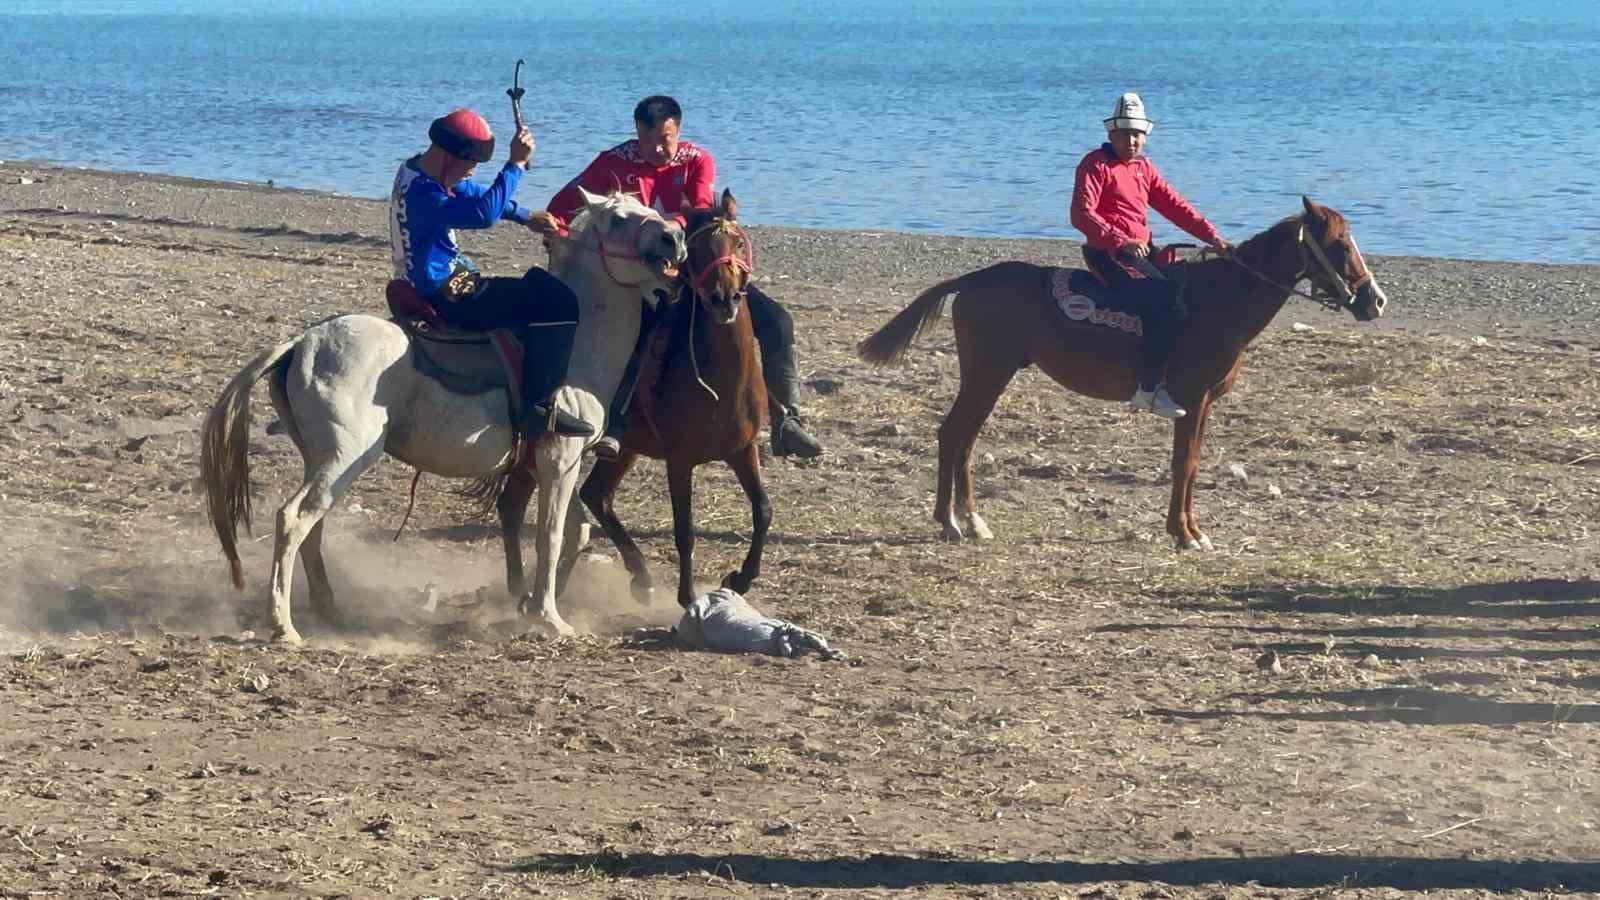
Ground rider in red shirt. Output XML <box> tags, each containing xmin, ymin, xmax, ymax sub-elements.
<box><xmin>531</xmin><ymin>96</ymin><xmax>825</xmax><ymax>460</ymax></box>
<box><xmin>1071</xmin><ymin>92</ymin><xmax>1231</xmax><ymax>419</ymax></box>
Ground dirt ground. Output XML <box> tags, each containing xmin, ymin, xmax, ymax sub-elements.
<box><xmin>1</xmin><ymin>164</ymin><xmax>1598</xmax><ymax>898</ymax></box>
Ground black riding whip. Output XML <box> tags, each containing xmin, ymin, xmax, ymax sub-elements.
<box><xmin>507</xmin><ymin>58</ymin><xmax>526</xmax><ymax>132</ymax></box>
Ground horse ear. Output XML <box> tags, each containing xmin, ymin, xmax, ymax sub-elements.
<box><xmin>720</xmin><ymin>188</ymin><xmax>738</xmax><ymax>220</ymax></box>
<box><xmin>1301</xmin><ymin>195</ymin><xmax>1321</xmax><ymax>221</ymax></box>
<box><xmin>577</xmin><ymin>185</ymin><xmax>605</xmax><ymax>208</ymax></box>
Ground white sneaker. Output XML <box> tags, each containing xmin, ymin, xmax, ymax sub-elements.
<box><xmin>1129</xmin><ymin>385</ymin><xmax>1186</xmax><ymax>419</ymax></box>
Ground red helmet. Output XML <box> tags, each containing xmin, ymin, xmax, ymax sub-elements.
<box><xmin>429</xmin><ymin>109</ymin><xmax>495</xmax><ymax>162</ymax></box>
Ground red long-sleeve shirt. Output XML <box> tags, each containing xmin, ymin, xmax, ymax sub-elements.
<box><xmin>545</xmin><ymin>139</ymin><xmax>715</xmax><ymax>230</ymax></box>
<box><xmin>1070</xmin><ymin>144</ymin><xmax>1220</xmax><ymax>253</ymax></box>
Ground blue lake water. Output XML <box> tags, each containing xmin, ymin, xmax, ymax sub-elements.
<box><xmin>2</xmin><ymin>0</ymin><xmax>1597</xmax><ymax>262</ymax></box>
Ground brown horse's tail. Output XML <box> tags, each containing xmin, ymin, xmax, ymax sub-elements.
<box><xmin>201</xmin><ymin>338</ymin><xmax>297</xmax><ymax>590</ymax></box>
<box><xmin>858</xmin><ymin>272</ymin><xmax>978</xmax><ymax>366</ymax></box>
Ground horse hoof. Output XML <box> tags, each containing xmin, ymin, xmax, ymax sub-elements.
<box><xmin>1196</xmin><ymin>534</ymin><xmax>1215</xmax><ymax>552</ymax></box>
<box><xmin>720</xmin><ymin>572</ymin><xmax>753</xmax><ymax>594</ymax></box>
<box><xmin>271</xmin><ymin>627</ymin><xmax>305</xmax><ymax>646</ymax></box>
<box><xmin>630</xmin><ymin>581</ymin><xmax>655</xmax><ymax>606</ymax></box>
<box><xmin>540</xmin><ymin>613</ymin><xmax>576</xmax><ymax>638</ymax></box>
<box><xmin>938</xmin><ymin>524</ymin><xmax>964</xmax><ymax>543</ymax></box>
<box><xmin>965</xmin><ymin>513</ymin><xmax>994</xmax><ymax>541</ymax></box>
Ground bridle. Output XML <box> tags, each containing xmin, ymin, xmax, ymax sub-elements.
<box><xmin>1223</xmin><ymin>217</ymin><xmax>1373</xmax><ymax>313</ymax></box>
<box><xmin>550</xmin><ymin>211</ymin><xmax>677</xmax><ymax>289</ymax></box>
<box><xmin>673</xmin><ymin>215</ymin><xmax>756</xmax><ymax>406</ymax></box>
<box><xmin>684</xmin><ymin>217</ymin><xmax>753</xmax><ymax>301</ymax></box>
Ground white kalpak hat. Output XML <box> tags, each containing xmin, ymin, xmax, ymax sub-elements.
<box><xmin>1103</xmin><ymin>92</ymin><xmax>1154</xmax><ymax>134</ymax></box>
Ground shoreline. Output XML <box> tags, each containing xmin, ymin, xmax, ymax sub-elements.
<box><xmin>4</xmin><ymin>158</ymin><xmax>1593</xmax><ymax>272</ymax></box>
<box><xmin>5</xmin><ymin>159</ymin><xmax>1600</xmax><ymax>347</ymax></box>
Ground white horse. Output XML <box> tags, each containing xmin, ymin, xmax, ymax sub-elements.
<box><xmin>202</xmin><ymin>189</ymin><xmax>685</xmax><ymax>643</ymax></box>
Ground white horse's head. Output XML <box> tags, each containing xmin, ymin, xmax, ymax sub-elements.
<box><xmin>556</xmin><ymin>187</ymin><xmax>686</xmax><ymax>296</ymax></box>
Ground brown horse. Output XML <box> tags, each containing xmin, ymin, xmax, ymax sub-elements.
<box><xmin>859</xmin><ymin>197</ymin><xmax>1389</xmax><ymax>550</ymax></box>
<box><xmin>576</xmin><ymin>189</ymin><xmax>771</xmax><ymax>606</ymax></box>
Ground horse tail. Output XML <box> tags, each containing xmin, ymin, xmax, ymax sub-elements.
<box><xmin>201</xmin><ymin>337</ymin><xmax>297</xmax><ymax>590</ymax></box>
<box><xmin>857</xmin><ymin>272</ymin><xmax>975</xmax><ymax>366</ymax></box>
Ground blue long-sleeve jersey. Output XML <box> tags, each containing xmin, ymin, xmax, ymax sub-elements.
<box><xmin>388</xmin><ymin>157</ymin><xmax>532</xmax><ymax>297</ymax></box>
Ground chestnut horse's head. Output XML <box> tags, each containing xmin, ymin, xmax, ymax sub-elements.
<box><xmin>1299</xmin><ymin>197</ymin><xmax>1388</xmax><ymax>321</ymax></box>
<box><xmin>681</xmin><ymin>189</ymin><xmax>753</xmax><ymax>325</ymax></box>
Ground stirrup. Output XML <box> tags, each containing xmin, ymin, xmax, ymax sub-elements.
<box><xmin>591</xmin><ymin>436</ymin><xmax>622</xmax><ymax>461</ymax></box>
<box><xmin>520</xmin><ymin>404</ymin><xmax>593</xmax><ymax>437</ymax></box>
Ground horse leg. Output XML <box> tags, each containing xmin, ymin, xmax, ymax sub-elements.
<box><xmin>952</xmin><ymin>365</ymin><xmax>1017</xmax><ymax>542</ymax></box>
<box><xmin>578</xmin><ymin>450</ymin><xmax>656</xmax><ymax>604</ymax></box>
<box><xmin>1184</xmin><ymin>395</ymin><xmax>1217</xmax><ymax>551</ymax></box>
<box><xmin>297</xmin><ymin>519</ymin><xmax>345</xmax><ymax>630</ymax></box>
<box><xmin>524</xmin><ymin>439</ymin><xmax>582</xmax><ymax>637</ymax></box>
<box><xmin>936</xmin><ymin>365</ymin><xmax>1015</xmax><ymax>542</ymax></box>
<box><xmin>554</xmin><ymin>479</ymin><xmax>588</xmax><ymax>600</ymax></box>
<box><xmin>720</xmin><ymin>442</ymin><xmax>771</xmax><ymax>594</ymax></box>
<box><xmin>268</xmin><ymin>443</ymin><xmax>383</xmax><ymax>644</ymax></box>
<box><xmin>666</xmin><ymin>459</ymin><xmax>699</xmax><ymax>608</ymax></box>
<box><xmin>1166</xmin><ymin>395</ymin><xmax>1211</xmax><ymax>550</ymax></box>
<box><xmin>496</xmin><ymin>467</ymin><xmax>536</xmax><ymax>597</ymax></box>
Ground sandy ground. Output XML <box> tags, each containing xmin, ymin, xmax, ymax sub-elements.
<box><xmin>1</xmin><ymin>162</ymin><xmax>1598</xmax><ymax>898</ymax></box>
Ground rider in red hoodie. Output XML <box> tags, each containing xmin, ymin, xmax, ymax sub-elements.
<box><xmin>1071</xmin><ymin>92</ymin><xmax>1231</xmax><ymax>419</ymax></box>
<box><xmin>531</xmin><ymin>96</ymin><xmax>825</xmax><ymax>460</ymax></box>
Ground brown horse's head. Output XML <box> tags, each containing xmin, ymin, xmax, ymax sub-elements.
<box><xmin>681</xmin><ymin>189</ymin><xmax>753</xmax><ymax>325</ymax></box>
<box><xmin>1300</xmin><ymin>197</ymin><xmax>1388</xmax><ymax>321</ymax></box>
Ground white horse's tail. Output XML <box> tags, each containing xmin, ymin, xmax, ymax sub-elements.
<box><xmin>202</xmin><ymin>337</ymin><xmax>297</xmax><ymax>590</ymax></box>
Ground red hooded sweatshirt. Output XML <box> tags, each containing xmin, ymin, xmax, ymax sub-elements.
<box><xmin>1070</xmin><ymin>143</ymin><xmax>1220</xmax><ymax>253</ymax></box>
<box><xmin>545</xmin><ymin>139</ymin><xmax>715</xmax><ymax>230</ymax></box>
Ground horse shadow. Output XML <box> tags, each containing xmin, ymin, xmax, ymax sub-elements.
<box><xmin>1152</xmin><ymin>686</ymin><xmax>1600</xmax><ymax>726</ymax></box>
<box><xmin>498</xmin><ymin>850</ymin><xmax>1599</xmax><ymax>892</ymax></box>
<box><xmin>1156</xmin><ymin>578</ymin><xmax>1600</xmax><ymax>619</ymax></box>
<box><xmin>1095</xmin><ymin>621</ymin><xmax>1600</xmax><ymax>664</ymax></box>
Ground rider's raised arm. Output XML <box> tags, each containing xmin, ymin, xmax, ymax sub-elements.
<box><xmin>415</xmin><ymin>162</ymin><xmax>528</xmax><ymax>231</ymax></box>
<box><xmin>1146</xmin><ymin>164</ymin><xmax>1221</xmax><ymax>247</ymax></box>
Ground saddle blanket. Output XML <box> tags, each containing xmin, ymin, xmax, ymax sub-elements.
<box><xmin>1048</xmin><ymin>267</ymin><xmax>1144</xmax><ymax>337</ymax></box>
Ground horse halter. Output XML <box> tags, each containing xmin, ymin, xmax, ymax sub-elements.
<box><xmin>684</xmin><ymin>218</ymin><xmax>754</xmax><ymax>301</ymax></box>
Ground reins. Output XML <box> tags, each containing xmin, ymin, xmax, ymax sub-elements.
<box><xmin>1219</xmin><ymin>219</ymin><xmax>1371</xmax><ymax>313</ymax></box>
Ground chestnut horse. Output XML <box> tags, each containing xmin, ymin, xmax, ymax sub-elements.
<box><xmin>574</xmin><ymin>189</ymin><xmax>771</xmax><ymax>607</ymax></box>
<box><xmin>859</xmin><ymin>197</ymin><xmax>1388</xmax><ymax>549</ymax></box>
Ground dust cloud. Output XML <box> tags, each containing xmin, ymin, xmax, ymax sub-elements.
<box><xmin>0</xmin><ymin>509</ymin><xmax>682</xmax><ymax>654</ymax></box>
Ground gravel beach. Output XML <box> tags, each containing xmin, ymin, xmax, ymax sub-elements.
<box><xmin>2</xmin><ymin>161</ymin><xmax>1598</xmax><ymax>898</ymax></box>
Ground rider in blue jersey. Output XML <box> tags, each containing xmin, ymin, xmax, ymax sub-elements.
<box><xmin>389</xmin><ymin>108</ymin><xmax>591</xmax><ymax>438</ymax></box>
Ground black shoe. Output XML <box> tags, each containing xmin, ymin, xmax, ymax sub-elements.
<box><xmin>519</xmin><ymin>403</ymin><xmax>593</xmax><ymax>438</ymax></box>
<box><xmin>771</xmin><ymin>409</ymin><xmax>825</xmax><ymax>458</ymax></box>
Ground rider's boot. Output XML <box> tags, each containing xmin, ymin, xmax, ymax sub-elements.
<box><xmin>517</xmin><ymin>329</ymin><xmax>591</xmax><ymax>438</ymax></box>
<box><xmin>518</xmin><ymin>398</ymin><xmax>593</xmax><ymax>437</ymax></box>
<box><xmin>763</xmin><ymin>342</ymin><xmax>824</xmax><ymax>458</ymax></box>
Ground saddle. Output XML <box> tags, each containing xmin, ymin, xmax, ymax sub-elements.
<box><xmin>385</xmin><ymin>279</ymin><xmax>527</xmax><ymax>415</ymax></box>
<box><xmin>1049</xmin><ymin>243</ymin><xmax>1202</xmax><ymax>337</ymax></box>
